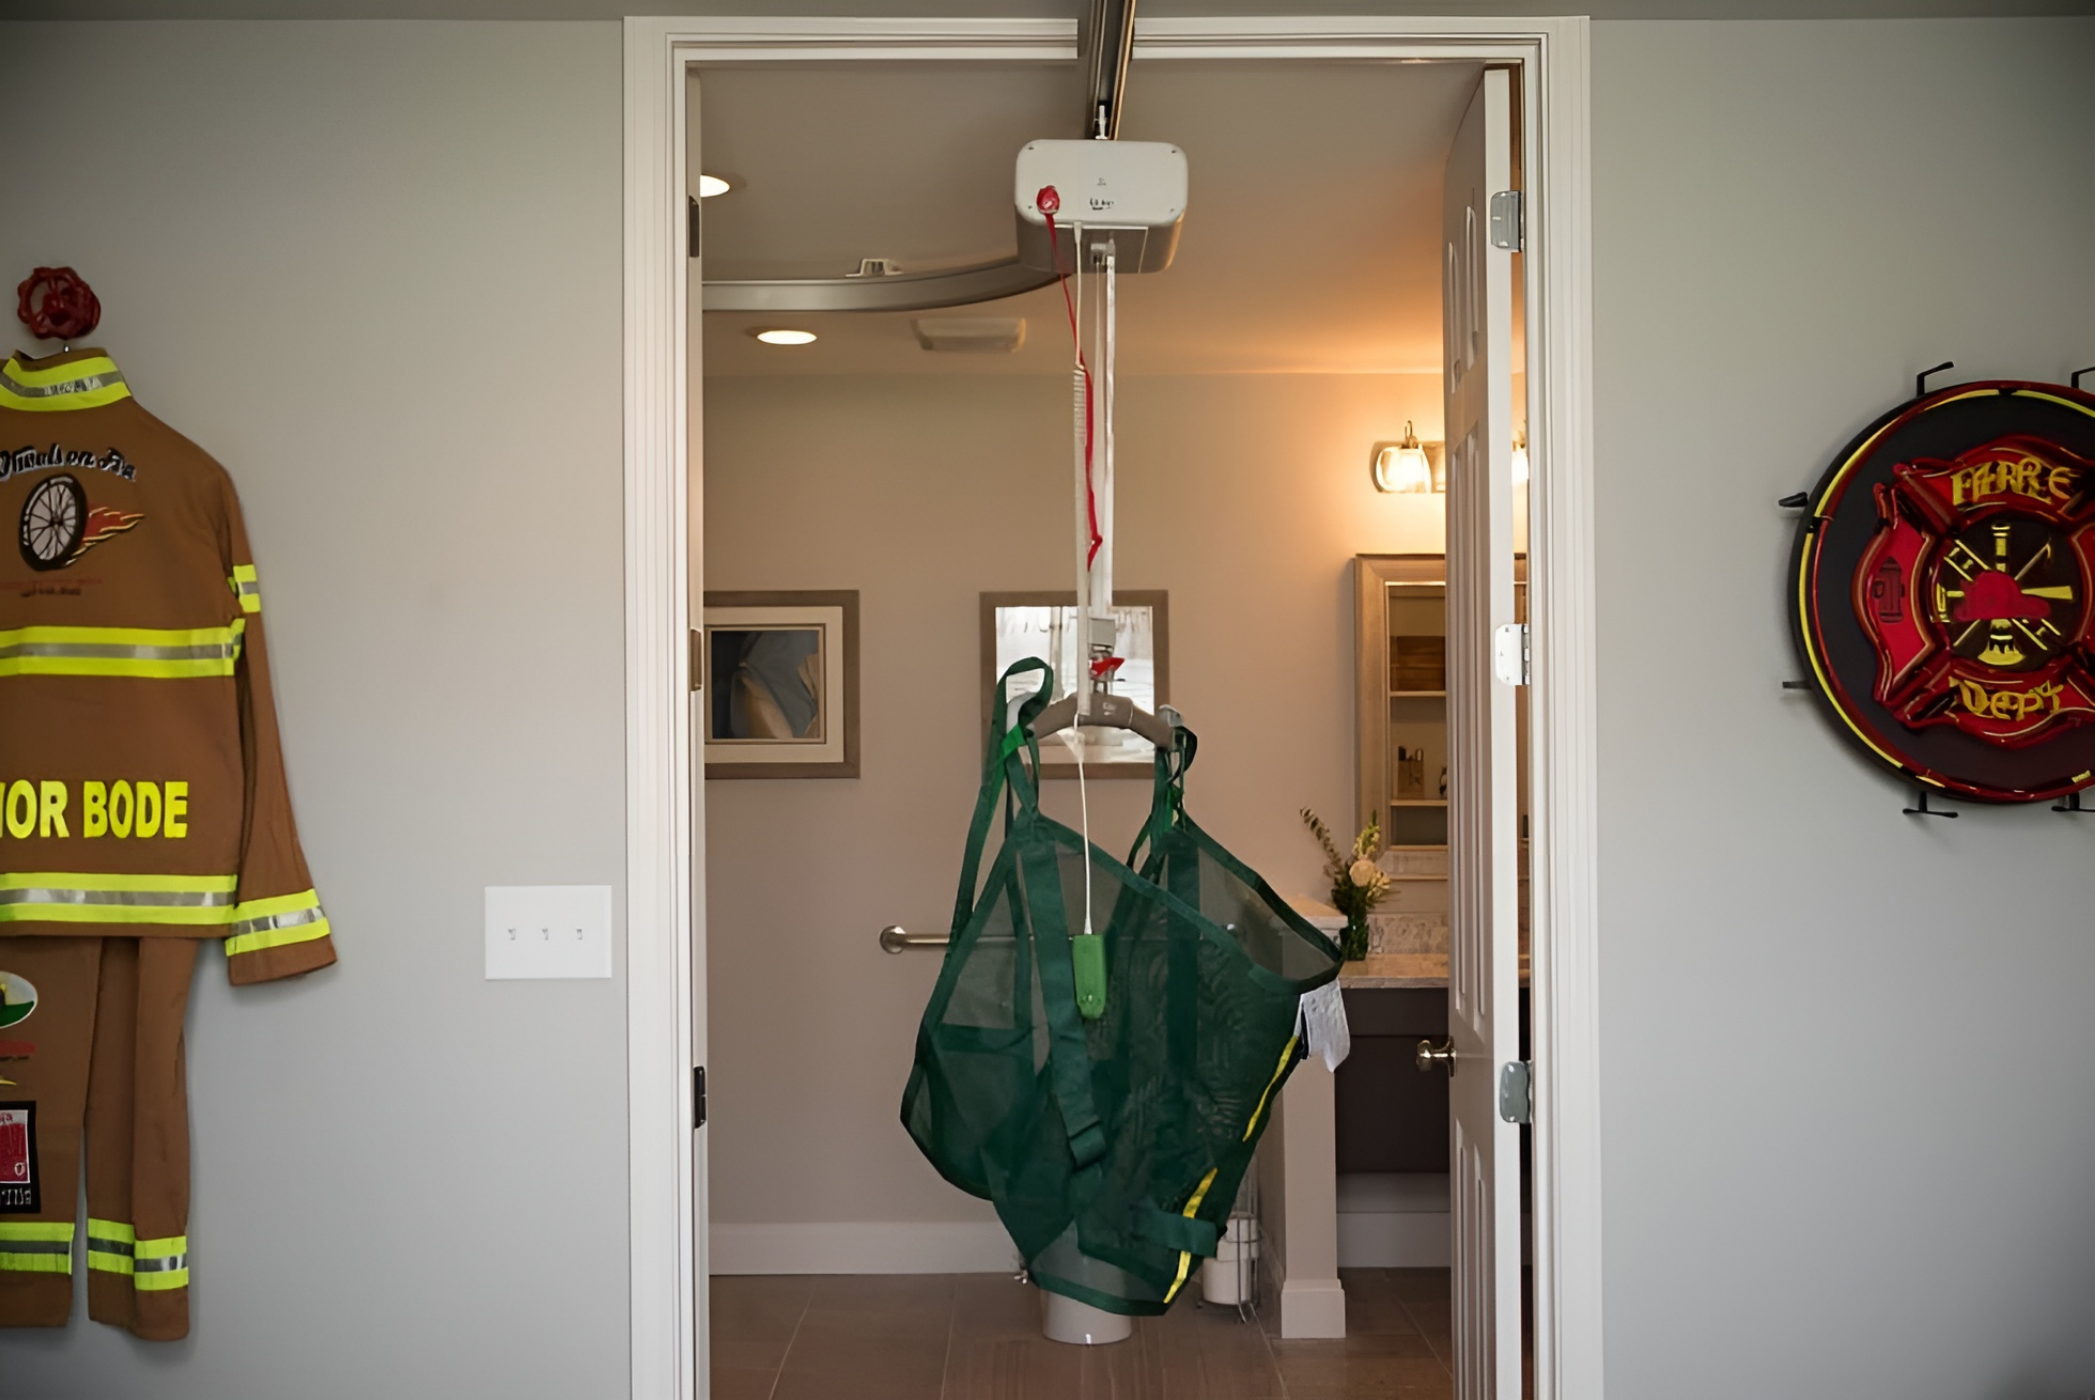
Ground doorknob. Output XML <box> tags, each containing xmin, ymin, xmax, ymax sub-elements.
<box><xmin>1416</xmin><ymin>1037</ymin><xmax>1457</xmax><ymax>1076</ymax></box>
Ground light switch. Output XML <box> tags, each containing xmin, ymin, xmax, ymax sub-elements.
<box><xmin>485</xmin><ymin>885</ymin><xmax>612</xmax><ymax>980</ymax></box>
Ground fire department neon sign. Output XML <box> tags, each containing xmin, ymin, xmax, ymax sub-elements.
<box><xmin>1791</xmin><ymin>380</ymin><xmax>2094</xmax><ymax>803</ymax></box>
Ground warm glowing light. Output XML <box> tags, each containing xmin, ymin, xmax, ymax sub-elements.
<box><xmin>1373</xmin><ymin>423</ymin><xmax>1434</xmax><ymax>494</ymax></box>
<box><xmin>697</xmin><ymin>174</ymin><xmax>732</xmax><ymax>198</ymax></box>
<box><xmin>1512</xmin><ymin>430</ymin><xmax>1530</xmax><ymax>486</ymax></box>
<box><xmin>753</xmin><ymin>329</ymin><xmax>817</xmax><ymax>346</ymax></box>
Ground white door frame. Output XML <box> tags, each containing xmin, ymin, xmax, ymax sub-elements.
<box><xmin>621</xmin><ymin>16</ymin><xmax>1601</xmax><ymax>1399</ymax></box>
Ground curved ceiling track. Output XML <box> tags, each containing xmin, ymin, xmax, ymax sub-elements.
<box><xmin>700</xmin><ymin>257</ymin><xmax>1056</xmax><ymax>314</ymax></box>
<box><xmin>702</xmin><ymin>0</ymin><xmax>1136</xmax><ymax>315</ymax></box>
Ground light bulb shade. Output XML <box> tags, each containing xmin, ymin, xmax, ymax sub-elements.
<box><xmin>1373</xmin><ymin>443</ymin><xmax>1434</xmax><ymax>494</ymax></box>
<box><xmin>1511</xmin><ymin>445</ymin><xmax>1530</xmax><ymax>485</ymax></box>
<box><xmin>697</xmin><ymin>174</ymin><xmax>732</xmax><ymax>198</ymax></box>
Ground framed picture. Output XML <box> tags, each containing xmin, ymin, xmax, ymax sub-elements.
<box><xmin>979</xmin><ymin>591</ymin><xmax>1169</xmax><ymax>778</ymax></box>
<box><xmin>702</xmin><ymin>591</ymin><xmax>859</xmax><ymax>778</ymax></box>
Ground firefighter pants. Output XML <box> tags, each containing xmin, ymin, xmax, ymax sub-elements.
<box><xmin>0</xmin><ymin>935</ymin><xmax>198</xmax><ymax>1341</ymax></box>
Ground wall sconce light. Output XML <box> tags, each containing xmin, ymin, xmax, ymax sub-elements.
<box><xmin>1512</xmin><ymin>427</ymin><xmax>1530</xmax><ymax>485</ymax></box>
<box><xmin>1372</xmin><ymin>423</ymin><xmax>1438</xmax><ymax>494</ymax></box>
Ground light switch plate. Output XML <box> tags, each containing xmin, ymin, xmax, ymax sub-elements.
<box><xmin>485</xmin><ymin>885</ymin><xmax>612</xmax><ymax>980</ymax></box>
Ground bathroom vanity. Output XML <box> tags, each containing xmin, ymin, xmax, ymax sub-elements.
<box><xmin>1258</xmin><ymin>930</ymin><xmax>1529</xmax><ymax>1340</ymax></box>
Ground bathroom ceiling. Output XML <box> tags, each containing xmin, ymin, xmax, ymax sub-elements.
<box><xmin>698</xmin><ymin>59</ymin><xmax>1485</xmax><ymax>376</ymax></box>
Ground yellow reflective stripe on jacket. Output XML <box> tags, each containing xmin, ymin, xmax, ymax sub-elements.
<box><xmin>0</xmin><ymin>355</ymin><xmax>131</xmax><ymax>411</ymax></box>
<box><xmin>131</xmin><ymin>1233</ymin><xmax>189</xmax><ymax>1291</ymax></box>
<box><xmin>86</xmin><ymin>1220</ymin><xmax>188</xmax><ymax>1288</ymax></box>
<box><xmin>225</xmin><ymin>889</ymin><xmax>329</xmax><ymax>956</ymax></box>
<box><xmin>0</xmin><ymin>620</ymin><xmax>245</xmax><ymax>679</ymax></box>
<box><xmin>228</xmin><ymin>563</ymin><xmax>262</xmax><ymax>615</ymax></box>
<box><xmin>0</xmin><ymin>872</ymin><xmax>239</xmax><ymax>926</ymax></box>
<box><xmin>87</xmin><ymin>1217</ymin><xmax>135</xmax><ymax>1274</ymax></box>
<box><xmin>0</xmin><ymin>1220</ymin><xmax>76</xmax><ymax>1274</ymax></box>
<box><xmin>5</xmin><ymin>355</ymin><xmax>120</xmax><ymax>388</ymax></box>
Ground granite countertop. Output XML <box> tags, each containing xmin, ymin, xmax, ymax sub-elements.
<box><xmin>1340</xmin><ymin>953</ymin><xmax>1532</xmax><ymax>989</ymax></box>
<box><xmin>1290</xmin><ymin>897</ymin><xmax>1531</xmax><ymax>989</ymax></box>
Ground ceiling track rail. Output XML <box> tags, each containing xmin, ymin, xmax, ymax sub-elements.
<box><xmin>1079</xmin><ymin>0</ymin><xmax>1138</xmax><ymax>140</ymax></box>
<box><xmin>700</xmin><ymin>1</ymin><xmax>1137</xmax><ymax>315</ymax></box>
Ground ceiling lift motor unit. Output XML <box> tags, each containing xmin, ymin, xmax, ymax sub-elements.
<box><xmin>1014</xmin><ymin>139</ymin><xmax>1188</xmax><ymax>275</ymax></box>
<box><xmin>1008</xmin><ymin>134</ymin><xmax>1186</xmax><ymax>745</ymax></box>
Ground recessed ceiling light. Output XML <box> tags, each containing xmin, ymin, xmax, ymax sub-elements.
<box><xmin>697</xmin><ymin>174</ymin><xmax>732</xmax><ymax>198</ymax></box>
<box><xmin>752</xmin><ymin>329</ymin><xmax>816</xmax><ymax>346</ymax></box>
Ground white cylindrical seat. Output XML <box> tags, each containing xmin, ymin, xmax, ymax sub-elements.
<box><xmin>1038</xmin><ymin>1287</ymin><xmax>1132</xmax><ymax>1345</ymax></box>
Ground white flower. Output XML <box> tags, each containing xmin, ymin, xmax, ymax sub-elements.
<box><xmin>1348</xmin><ymin>858</ymin><xmax>1380</xmax><ymax>888</ymax></box>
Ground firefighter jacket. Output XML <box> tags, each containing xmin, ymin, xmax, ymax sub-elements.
<box><xmin>0</xmin><ymin>348</ymin><xmax>334</xmax><ymax>985</ymax></box>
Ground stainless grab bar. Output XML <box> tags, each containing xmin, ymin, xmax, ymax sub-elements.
<box><xmin>880</xmin><ymin>925</ymin><xmax>950</xmax><ymax>954</ymax></box>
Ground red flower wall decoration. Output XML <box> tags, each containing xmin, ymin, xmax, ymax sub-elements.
<box><xmin>15</xmin><ymin>266</ymin><xmax>101</xmax><ymax>341</ymax></box>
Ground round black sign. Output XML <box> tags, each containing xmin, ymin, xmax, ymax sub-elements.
<box><xmin>1790</xmin><ymin>380</ymin><xmax>2094</xmax><ymax>803</ymax></box>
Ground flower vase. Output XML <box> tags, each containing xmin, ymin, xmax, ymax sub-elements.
<box><xmin>1340</xmin><ymin>910</ymin><xmax>1370</xmax><ymax>963</ymax></box>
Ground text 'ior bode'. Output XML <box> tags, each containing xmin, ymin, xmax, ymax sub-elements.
<box><xmin>0</xmin><ymin>780</ymin><xmax>190</xmax><ymax>840</ymax></box>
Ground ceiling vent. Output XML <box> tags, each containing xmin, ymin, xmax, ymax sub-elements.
<box><xmin>912</xmin><ymin>317</ymin><xmax>1026</xmax><ymax>354</ymax></box>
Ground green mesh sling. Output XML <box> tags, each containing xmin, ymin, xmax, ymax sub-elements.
<box><xmin>902</xmin><ymin>660</ymin><xmax>1342</xmax><ymax>1315</ymax></box>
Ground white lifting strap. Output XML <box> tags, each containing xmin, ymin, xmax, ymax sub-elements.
<box><xmin>1074</xmin><ymin>242</ymin><xmax>1118</xmax><ymax>719</ymax></box>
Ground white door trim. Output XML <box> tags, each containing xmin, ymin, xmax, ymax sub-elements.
<box><xmin>621</xmin><ymin>17</ymin><xmax>1601</xmax><ymax>1399</ymax></box>
<box><xmin>622</xmin><ymin>19</ymin><xmax>698</xmax><ymax>1400</ymax></box>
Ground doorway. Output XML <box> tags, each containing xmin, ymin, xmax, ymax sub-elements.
<box><xmin>613</xmin><ymin>16</ymin><xmax>1595</xmax><ymax>1393</ymax></box>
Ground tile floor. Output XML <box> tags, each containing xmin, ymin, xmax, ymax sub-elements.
<box><xmin>711</xmin><ymin>1267</ymin><xmax>1521</xmax><ymax>1399</ymax></box>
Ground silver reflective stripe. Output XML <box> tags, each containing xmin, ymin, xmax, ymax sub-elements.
<box><xmin>0</xmin><ymin>367</ymin><xmax>127</xmax><ymax>398</ymax></box>
<box><xmin>229</xmin><ymin>904</ymin><xmax>325</xmax><ymax>939</ymax></box>
<box><xmin>0</xmin><ymin>639</ymin><xmax>237</xmax><ymax>663</ymax></box>
<box><xmin>88</xmin><ymin>1236</ymin><xmax>134</xmax><ymax>1257</ymax></box>
<box><xmin>134</xmin><ymin>1254</ymin><xmax>186</xmax><ymax>1273</ymax></box>
<box><xmin>234</xmin><ymin>579</ymin><xmax>259</xmax><ymax>597</ymax></box>
<box><xmin>0</xmin><ymin>888</ymin><xmax>234</xmax><ymax>909</ymax></box>
<box><xmin>0</xmin><ymin>1239</ymin><xmax>71</xmax><ymax>1255</ymax></box>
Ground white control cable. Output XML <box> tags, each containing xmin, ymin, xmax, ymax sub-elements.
<box><xmin>1060</xmin><ymin>731</ymin><xmax>1096</xmax><ymax>939</ymax></box>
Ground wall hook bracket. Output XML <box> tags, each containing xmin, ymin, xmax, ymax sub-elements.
<box><xmin>1914</xmin><ymin>361</ymin><xmax>1956</xmax><ymax>399</ymax></box>
<box><xmin>2054</xmin><ymin>790</ymin><xmax>2092</xmax><ymax>814</ymax></box>
<box><xmin>1777</xmin><ymin>491</ymin><xmax>1809</xmax><ymax>510</ymax></box>
<box><xmin>1903</xmin><ymin>789</ymin><xmax>1958</xmax><ymax>819</ymax></box>
<box><xmin>2073</xmin><ymin>367</ymin><xmax>2094</xmax><ymax>392</ymax></box>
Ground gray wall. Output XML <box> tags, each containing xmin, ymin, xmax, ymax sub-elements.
<box><xmin>1591</xmin><ymin>17</ymin><xmax>2094</xmax><ymax>1398</ymax></box>
<box><xmin>0</xmin><ymin>22</ymin><xmax>629</xmax><ymax>1399</ymax></box>
<box><xmin>0</xmin><ymin>13</ymin><xmax>2090</xmax><ymax>1398</ymax></box>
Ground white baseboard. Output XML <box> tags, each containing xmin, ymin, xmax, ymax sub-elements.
<box><xmin>1337</xmin><ymin>1172</ymin><xmax>1452</xmax><ymax>1269</ymax></box>
<box><xmin>1338</xmin><ymin>1209</ymin><xmax>1452</xmax><ymax>1268</ymax></box>
<box><xmin>710</xmin><ymin>1222</ymin><xmax>1020</xmax><ymax>1275</ymax></box>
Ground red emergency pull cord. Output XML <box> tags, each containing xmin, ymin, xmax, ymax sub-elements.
<box><xmin>1038</xmin><ymin>187</ymin><xmax>1104</xmax><ymax>570</ymax></box>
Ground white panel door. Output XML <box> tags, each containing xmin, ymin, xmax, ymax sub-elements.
<box><xmin>1442</xmin><ymin>65</ymin><xmax>1522</xmax><ymax>1400</ymax></box>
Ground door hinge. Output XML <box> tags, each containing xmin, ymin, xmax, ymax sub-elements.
<box><xmin>1493</xmin><ymin>622</ymin><xmax>1530</xmax><ymax>686</ymax></box>
<box><xmin>688</xmin><ymin>195</ymin><xmax>700</xmax><ymax>260</ymax></box>
<box><xmin>1498</xmin><ymin>1060</ymin><xmax>1532</xmax><ymax>1124</ymax></box>
<box><xmin>1489</xmin><ymin>190</ymin><xmax>1524</xmax><ymax>252</ymax></box>
<box><xmin>689</xmin><ymin>628</ymin><xmax>704</xmax><ymax>692</ymax></box>
<box><xmin>693</xmin><ymin>1065</ymin><xmax>707</xmax><ymax>1127</ymax></box>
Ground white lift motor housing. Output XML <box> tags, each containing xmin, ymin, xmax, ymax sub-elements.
<box><xmin>1014</xmin><ymin>139</ymin><xmax>1187</xmax><ymax>274</ymax></box>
